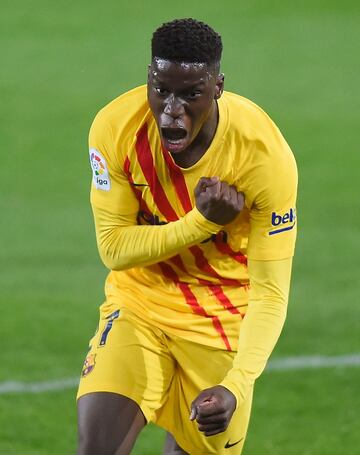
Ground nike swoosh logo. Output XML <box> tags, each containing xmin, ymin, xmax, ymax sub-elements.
<box><xmin>131</xmin><ymin>183</ymin><xmax>149</xmax><ymax>187</ymax></box>
<box><xmin>224</xmin><ymin>437</ymin><xmax>244</xmax><ymax>449</ymax></box>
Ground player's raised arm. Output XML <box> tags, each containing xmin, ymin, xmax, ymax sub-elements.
<box><xmin>92</xmin><ymin>176</ymin><xmax>245</xmax><ymax>271</ymax></box>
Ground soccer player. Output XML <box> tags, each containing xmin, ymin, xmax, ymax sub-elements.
<box><xmin>77</xmin><ymin>18</ymin><xmax>297</xmax><ymax>455</ymax></box>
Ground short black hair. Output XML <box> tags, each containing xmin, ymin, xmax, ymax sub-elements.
<box><xmin>151</xmin><ymin>18</ymin><xmax>222</xmax><ymax>66</ymax></box>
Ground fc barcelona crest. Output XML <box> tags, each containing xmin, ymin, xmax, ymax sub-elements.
<box><xmin>81</xmin><ymin>353</ymin><xmax>97</xmax><ymax>377</ymax></box>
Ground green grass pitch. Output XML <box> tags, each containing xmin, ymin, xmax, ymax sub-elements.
<box><xmin>1</xmin><ymin>1</ymin><xmax>359</xmax><ymax>454</ymax></box>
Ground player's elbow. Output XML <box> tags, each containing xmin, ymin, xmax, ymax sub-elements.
<box><xmin>98</xmin><ymin>248</ymin><xmax>132</xmax><ymax>271</ymax></box>
<box><xmin>96</xmin><ymin>231</ymin><xmax>133</xmax><ymax>271</ymax></box>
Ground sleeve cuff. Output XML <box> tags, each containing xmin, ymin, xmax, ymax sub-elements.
<box><xmin>220</xmin><ymin>368</ymin><xmax>254</xmax><ymax>411</ymax></box>
<box><xmin>219</xmin><ymin>379</ymin><xmax>242</xmax><ymax>410</ymax></box>
<box><xmin>184</xmin><ymin>207</ymin><xmax>223</xmax><ymax>235</ymax></box>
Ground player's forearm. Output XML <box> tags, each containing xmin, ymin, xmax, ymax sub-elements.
<box><xmin>220</xmin><ymin>296</ymin><xmax>287</xmax><ymax>406</ymax></box>
<box><xmin>220</xmin><ymin>258</ymin><xmax>292</xmax><ymax>407</ymax></box>
<box><xmin>94</xmin><ymin>206</ymin><xmax>222</xmax><ymax>270</ymax></box>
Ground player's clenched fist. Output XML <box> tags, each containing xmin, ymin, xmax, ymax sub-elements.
<box><xmin>195</xmin><ymin>177</ymin><xmax>245</xmax><ymax>225</ymax></box>
<box><xmin>190</xmin><ymin>385</ymin><xmax>237</xmax><ymax>436</ymax></box>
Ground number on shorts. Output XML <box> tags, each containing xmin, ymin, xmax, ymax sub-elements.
<box><xmin>99</xmin><ymin>310</ymin><xmax>120</xmax><ymax>347</ymax></box>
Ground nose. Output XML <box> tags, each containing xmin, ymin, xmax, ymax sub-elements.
<box><xmin>164</xmin><ymin>94</ymin><xmax>185</xmax><ymax>119</ymax></box>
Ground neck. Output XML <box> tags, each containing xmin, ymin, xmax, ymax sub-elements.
<box><xmin>171</xmin><ymin>101</ymin><xmax>219</xmax><ymax>168</ymax></box>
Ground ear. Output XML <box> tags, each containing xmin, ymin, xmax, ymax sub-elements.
<box><xmin>214</xmin><ymin>73</ymin><xmax>225</xmax><ymax>99</ymax></box>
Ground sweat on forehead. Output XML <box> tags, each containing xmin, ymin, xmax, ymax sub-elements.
<box><xmin>151</xmin><ymin>58</ymin><xmax>215</xmax><ymax>79</ymax></box>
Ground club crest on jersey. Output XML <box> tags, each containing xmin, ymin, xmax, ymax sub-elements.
<box><xmin>89</xmin><ymin>148</ymin><xmax>110</xmax><ymax>191</ymax></box>
<box><xmin>81</xmin><ymin>353</ymin><xmax>97</xmax><ymax>377</ymax></box>
<box><xmin>269</xmin><ymin>208</ymin><xmax>296</xmax><ymax>235</ymax></box>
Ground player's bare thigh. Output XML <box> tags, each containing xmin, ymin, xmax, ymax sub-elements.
<box><xmin>77</xmin><ymin>392</ymin><xmax>146</xmax><ymax>455</ymax></box>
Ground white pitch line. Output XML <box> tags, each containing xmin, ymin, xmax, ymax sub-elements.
<box><xmin>1</xmin><ymin>353</ymin><xmax>360</xmax><ymax>395</ymax></box>
<box><xmin>266</xmin><ymin>353</ymin><xmax>360</xmax><ymax>371</ymax></box>
<box><xmin>0</xmin><ymin>377</ymin><xmax>79</xmax><ymax>394</ymax></box>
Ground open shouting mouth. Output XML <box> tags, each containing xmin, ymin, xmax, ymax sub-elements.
<box><xmin>161</xmin><ymin>127</ymin><xmax>188</xmax><ymax>152</ymax></box>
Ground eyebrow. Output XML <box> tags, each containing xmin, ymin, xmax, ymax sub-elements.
<box><xmin>152</xmin><ymin>75</ymin><xmax>206</xmax><ymax>88</ymax></box>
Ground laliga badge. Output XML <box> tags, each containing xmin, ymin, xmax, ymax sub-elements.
<box><xmin>89</xmin><ymin>148</ymin><xmax>111</xmax><ymax>191</ymax></box>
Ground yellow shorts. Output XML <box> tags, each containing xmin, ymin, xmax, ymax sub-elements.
<box><xmin>77</xmin><ymin>304</ymin><xmax>253</xmax><ymax>455</ymax></box>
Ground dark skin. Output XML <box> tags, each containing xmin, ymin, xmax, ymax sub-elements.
<box><xmin>190</xmin><ymin>385</ymin><xmax>237</xmax><ymax>437</ymax></box>
<box><xmin>77</xmin><ymin>393</ymin><xmax>146</xmax><ymax>455</ymax></box>
<box><xmin>77</xmin><ymin>59</ymin><xmax>242</xmax><ymax>455</ymax></box>
<box><xmin>147</xmin><ymin>58</ymin><xmax>222</xmax><ymax>168</ymax></box>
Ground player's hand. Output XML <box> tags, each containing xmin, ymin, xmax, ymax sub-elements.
<box><xmin>189</xmin><ymin>385</ymin><xmax>237</xmax><ymax>437</ymax></box>
<box><xmin>194</xmin><ymin>177</ymin><xmax>244</xmax><ymax>225</ymax></box>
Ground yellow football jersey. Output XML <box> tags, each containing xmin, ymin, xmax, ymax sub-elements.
<box><xmin>89</xmin><ymin>85</ymin><xmax>297</xmax><ymax>353</ymax></box>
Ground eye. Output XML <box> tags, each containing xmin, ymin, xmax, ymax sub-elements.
<box><xmin>155</xmin><ymin>87</ymin><xmax>168</xmax><ymax>96</ymax></box>
<box><xmin>186</xmin><ymin>91</ymin><xmax>201</xmax><ymax>100</ymax></box>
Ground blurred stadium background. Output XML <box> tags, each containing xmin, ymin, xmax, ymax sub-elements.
<box><xmin>1</xmin><ymin>0</ymin><xmax>359</xmax><ymax>453</ymax></box>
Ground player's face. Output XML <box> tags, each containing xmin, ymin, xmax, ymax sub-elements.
<box><xmin>147</xmin><ymin>58</ymin><xmax>223</xmax><ymax>154</ymax></box>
